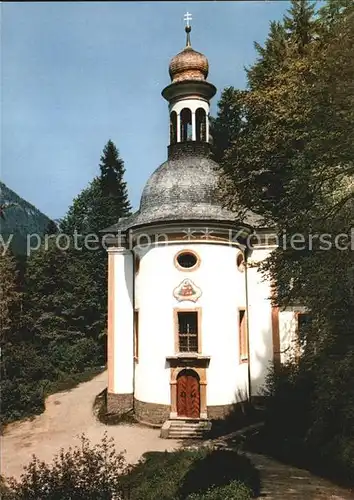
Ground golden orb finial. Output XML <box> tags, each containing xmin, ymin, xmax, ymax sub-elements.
<box><xmin>168</xmin><ymin>12</ymin><xmax>209</xmax><ymax>83</ymax></box>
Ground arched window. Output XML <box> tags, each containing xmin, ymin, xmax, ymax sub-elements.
<box><xmin>196</xmin><ymin>108</ymin><xmax>206</xmax><ymax>142</ymax></box>
<box><xmin>170</xmin><ymin>111</ymin><xmax>177</xmax><ymax>145</ymax></box>
<box><xmin>180</xmin><ymin>108</ymin><xmax>192</xmax><ymax>142</ymax></box>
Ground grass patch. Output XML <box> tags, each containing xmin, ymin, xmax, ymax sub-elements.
<box><xmin>93</xmin><ymin>388</ymin><xmax>137</xmax><ymax>425</ymax></box>
<box><xmin>122</xmin><ymin>448</ymin><xmax>260</xmax><ymax>499</ymax></box>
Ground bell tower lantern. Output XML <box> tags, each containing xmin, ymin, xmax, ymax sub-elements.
<box><xmin>162</xmin><ymin>13</ymin><xmax>216</xmax><ymax>146</ymax></box>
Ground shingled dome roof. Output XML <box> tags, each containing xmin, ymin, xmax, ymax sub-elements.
<box><xmin>103</xmin><ymin>144</ymin><xmax>260</xmax><ymax>233</ymax></box>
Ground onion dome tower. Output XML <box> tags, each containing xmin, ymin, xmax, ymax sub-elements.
<box><xmin>162</xmin><ymin>19</ymin><xmax>216</xmax><ymax>148</ymax></box>
<box><xmin>104</xmin><ymin>14</ymin><xmax>257</xmax><ymax>233</ymax></box>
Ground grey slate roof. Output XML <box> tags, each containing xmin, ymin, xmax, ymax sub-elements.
<box><xmin>102</xmin><ymin>143</ymin><xmax>262</xmax><ymax>234</ymax></box>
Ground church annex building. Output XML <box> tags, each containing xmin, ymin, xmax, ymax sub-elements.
<box><xmin>102</xmin><ymin>19</ymin><xmax>307</xmax><ymax>436</ymax></box>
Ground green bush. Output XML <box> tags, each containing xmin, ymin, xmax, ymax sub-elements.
<box><xmin>187</xmin><ymin>480</ymin><xmax>252</xmax><ymax>500</ymax></box>
<box><xmin>254</xmin><ymin>354</ymin><xmax>354</xmax><ymax>486</ymax></box>
<box><xmin>47</xmin><ymin>337</ymin><xmax>103</xmax><ymax>374</ymax></box>
<box><xmin>122</xmin><ymin>449</ymin><xmax>202</xmax><ymax>500</ymax></box>
<box><xmin>3</xmin><ymin>434</ymin><xmax>128</xmax><ymax>500</ymax></box>
<box><xmin>2</xmin><ymin>438</ymin><xmax>258</xmax><ymax>500</ymax></box>
<box><xmin>1</xmin><ymin>342</ymin><xmax>53</xmax><ymax>423</ymax></box>
<box><xmin>124</xmin><ymin>448</ymin><xmax>259</xmax><ymax>500</ymax></box>
<box><xmin>262</xmin><ymin>361</ymin><xmax>314</xmax><ymax>440</ymax></box>
<box><xmin>0</xmin><ymin>339</ymin><xmax>103</xmax><ymax>424</ymax></box>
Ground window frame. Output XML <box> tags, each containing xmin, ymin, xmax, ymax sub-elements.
<box><xmin>239</xmin><ymin>307</ymin><xmax>248</xmax><ymax>364</ymax></box>
<box><xmin>174</xmin><ymin>249</ymin><xmax>201</xmax><ymax>272</ymax></box>
<box><xmin>174</xmin><ymin>308</ymin><xmax>202</xmax><ymax>354</ymax></box>
<box><xmin>134</xmin><ymin>309</ymin><xmax>139</xmax><ymax>362</ymax></box>
<box><xmin>236</xmin><ymin>251</ymin><xmax>245</xmax><ymax>273</ymax></box>
<box><xmin>295</xmin><ymin>311</ymin><xmax>312</xmax><ymax>359</ymax></box>
<box><xmin>134</xmin><ymin>254</ymin><xmax>140</xmax><ymax>274</ymax></box>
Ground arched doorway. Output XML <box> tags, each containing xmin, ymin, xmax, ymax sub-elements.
<box><xmin>177</xmin><ymin>369</ymin><xmax>200</xmax><ymax>418</ymax></box>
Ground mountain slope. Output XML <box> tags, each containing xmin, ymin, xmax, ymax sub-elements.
<box><xmin>0</xmin><ymin>181</ymin><xmax>54</xmax><ymax>255</ymax></box>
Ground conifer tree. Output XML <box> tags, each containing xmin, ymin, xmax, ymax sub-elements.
<box><xmin>284</xmin><ymin>0</ymin><xmax>318</xmax><ymax>51</ymax></box>
<box><xmin>61</xmin><ymin>140</ymin><xmax>131</xmax><ymax>235</ymax></box>
<box><xmin>211</xmin><ymin>87</ymin><xmax>245</xmax><ymax>164</ymax></box>
<box><xmin>246</xmin><ymin>1</ymin><xmax>317</xmax><ymax>90</ymax></box>
<box><xmin>60</xmin><ymin>178</ymin><xmax>101</xmax><ymax>234</ymax></box>
<box><xmin>45</xmin><ymin>219</ymin><xmax>59</xmax><ymax>235</ymax></box>
<box><xmin>58</xmin><ymin>140</ymin><xmax>132</xmax><ymax>355</ymax></box>
<box><xmin>99</xmin><ymin>139</ymin><xmax>131</xmax><ymax>227</ymax></box>
<box><xmin>247</xmin><ymin>21</ymin><xmax>287</xmax><ymax>89</ymax></box>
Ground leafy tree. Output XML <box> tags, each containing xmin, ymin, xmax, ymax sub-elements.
<box><xmin>216</xmin><ymin>0</ymin><xmax>354</xmax><ymax>480</ymax></box>
<box><xmin>24</xmin><ymin>240</ymin><xmax>74</xmax><ymax>343</ymax></box>
<box><xmin>0</xmin><ymin>247</ymin><xmax>23</xmax><ymax>343</ymax></box>
<box><xmin>1</xmin><ymin>342</ymin><xmax>53</xmax><ymax>423</ymax></box>
<box><xmin>318</xmin><ymin>0</ymin><xmax>352</xmax><ymax>31</ymax></box>
<box><xmin>1</xmin><ymin>140</ymin><xmax>131</xmax><ymax>423</ymax></box>
<box><xmin>0</xmin><ymin>248</ymin><xmax>54</xmax><ymax>423</ymax></box>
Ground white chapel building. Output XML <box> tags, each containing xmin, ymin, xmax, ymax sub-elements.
<box><xmin>103</xmin><ymin>21</ymin><xmax>304</xmax><ymax>433</ymax></box>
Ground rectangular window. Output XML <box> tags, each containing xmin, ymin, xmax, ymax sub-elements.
<box><xmin>297</xmin><ymin>313</ymin><xmax>312</xmax><ymax>340</ymax></box>
<box><xmin>177</xmin><ymin>311</ymin><xmax>198</xmax><ymax>352</ymax></box>
<box><xmin>239</xmin><ymin>308</ymin><xmax>248</xmax><ymax>363</ymax></box>
<box><xmin>134</xmin><ymin>310</ymin><xmax>139</xmax><ymax>361</ymax></box>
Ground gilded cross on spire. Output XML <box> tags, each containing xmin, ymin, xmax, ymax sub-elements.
<box><xmin>183</xmin><ymin>12</ymin><xmax>192</xmax><ymax>47</ymax></box>
<box><xmin>184</xmin><ymin>11</ymin><xmax>192</xmax><ymax>27</ymax></box>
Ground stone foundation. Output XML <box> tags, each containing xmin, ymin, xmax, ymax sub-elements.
<box><xmin>207</xmin><ymin>403</ymin><xmax>235</xmax><ymax>420</ymax></box>
<box><xmin>107</xmin><ymin>392</ymin><xmax>133</xmax><ymax>415</ymax></box>
<box><xmin>134</xmin><ymin>398</ymin><xmax>170</xmax><ymax>426</ymax></box>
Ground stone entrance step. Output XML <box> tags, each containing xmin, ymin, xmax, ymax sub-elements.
<box><xmin>160</xmin><ymin>419</ymin><xmax>211</xmax><ymax>439</ymax></box>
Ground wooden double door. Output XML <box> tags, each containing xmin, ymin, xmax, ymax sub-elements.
<box><xmin>177</xmin><ymin>369</ymin><xmax>200</xmax><ymax>418</ymax></box>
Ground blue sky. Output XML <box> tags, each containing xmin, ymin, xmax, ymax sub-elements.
<box><xmin>2</xmin><ymin>1</ymin><xmax>291</xmax><ymax>220</ymax></box>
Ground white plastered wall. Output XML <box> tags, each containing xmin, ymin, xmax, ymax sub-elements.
<box><xmin>110</xmin><ymin>248</ymin><xmax>134</xmax><ymax>394</ymax></box>
<box><xmin>134</xmin><ymin>242</ymin><xmax>248</xmax><ymax>407</ymax></box>
<box><xmin>246</xmin><ymin>248</ymin><xmax>275</xmax><ymax>396</ymax></box>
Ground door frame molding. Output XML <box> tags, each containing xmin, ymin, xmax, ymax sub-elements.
<box><xmin>170</xmin><ymin>366</ymin><xmax>207</xmax><ymax>419</ymax></box>
<box><xmin>176</xmin><ymin>369</ymin><xmax>200</xmax><ymax>418</ymax></box>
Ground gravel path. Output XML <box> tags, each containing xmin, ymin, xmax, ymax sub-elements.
<box><xmin>2</xmin><ymin>371</ymin><xmax>180</xmax><ymax>480</ymax></box>
<box><xmin>2</xmin><ymin>371</ymin><xmax>353</xmax><ymax>499</ymax></box>
<box><xmin>249</xmin><ymin>452</ymin><xmax>353</xmax><ymax>499</ymax></box>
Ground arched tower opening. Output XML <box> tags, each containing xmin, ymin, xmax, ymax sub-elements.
<box><xmin>170</xmin><ymin>111</ymin><xmax>177</xmax><ymax>144</ymax></box>
<box><xmin>180</xmin><ymin>108</ymin><xmax>193</xmax><ymax>142</ymax></box>
<box><xmin>163</xmin><ymin>22</ymin><xmax>216</xmax><ymax>150</ymax></box>
<box><xmin>196</xmin><ymin>108</ymin><xmax>207</xmax><ymax>142</ymax></box>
